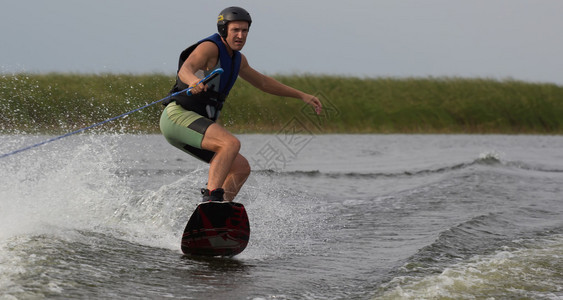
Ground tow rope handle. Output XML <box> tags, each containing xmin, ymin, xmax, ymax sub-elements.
<box><xmin>184</xmin><ymin>68</ymin><xmax>224</xmax><ymax>96</ymax></box>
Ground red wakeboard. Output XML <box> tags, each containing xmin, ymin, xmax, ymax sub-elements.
<box><xmin>181</xmin><ymin>201</ymin><xmax>250</xmax><ymax>257</ymax></box>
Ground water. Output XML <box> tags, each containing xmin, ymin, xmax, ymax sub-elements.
<box><xmin>1</xmin><ymin>134</ymin><xmax>562</xmax><ymax>299</ymax></box>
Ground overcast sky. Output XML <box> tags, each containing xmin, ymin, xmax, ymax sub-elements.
<box><xmin>1</xmin><ymin>0</ymin><xmax>562</xmax><ymax>84</ymax></box>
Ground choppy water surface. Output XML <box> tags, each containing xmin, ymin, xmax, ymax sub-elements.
<box><xmin>1</xmin><ymin>134</ymin><xmax>562</xmax><ymax>299</ymax></box>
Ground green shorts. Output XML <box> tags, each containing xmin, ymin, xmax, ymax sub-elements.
<box><xmin>159</xmin><ymin>102</ymin><xmax>216</xmax><ymax>163</ymax></box>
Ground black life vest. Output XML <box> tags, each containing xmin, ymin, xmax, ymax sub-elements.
<box><xmin>166</xmin><ymin>33</ymin><xmax>241</xmax><ymax>121</ymax></box>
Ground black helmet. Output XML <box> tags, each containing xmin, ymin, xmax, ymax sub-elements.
<box><xmin>217</xmin><ymin>6</ymin><xmax>252</xmax><ymax>38</ymax></box>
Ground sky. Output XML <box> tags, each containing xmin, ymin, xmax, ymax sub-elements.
<box><xmin>1</xmin><ymin>0</ymin><xmax>563</xmax><ymax>85</ymax></box>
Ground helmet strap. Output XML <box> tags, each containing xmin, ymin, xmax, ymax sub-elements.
<box><xmin>221</xmin><ymin>35</ymin><xmax>234</xmax><ymax>55</ymax></box>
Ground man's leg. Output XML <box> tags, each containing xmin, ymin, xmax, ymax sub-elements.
<box><xmin>201</xmin><ymin>123</ymin><xmax>250</xmax><ymax>201</ymax></box>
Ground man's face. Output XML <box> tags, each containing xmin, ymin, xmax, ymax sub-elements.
<box><xmin>225</xmin><ymin>21</ymin><xmax>249</xmax><ymax>51</ymax></box>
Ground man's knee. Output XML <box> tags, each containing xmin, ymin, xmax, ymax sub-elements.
<box><xmin>202</xmin><ymin>124</ymin><xmax>241</xmax><ymax>154</ymax></box>
<box><xmin>213</xmin><ymin>134</ymin><xmax>240</xmax><ymax>154</ymax></box>
<box><xmin>227</xmin><ymin>136</ymin><xmax>241</xmax><ymax>153</ymax></box>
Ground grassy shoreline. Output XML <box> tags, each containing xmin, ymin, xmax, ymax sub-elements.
<box><xmin>1</xmin><ymin>73</ymin><xmax>562</xmax><ymax>134</ymax></box>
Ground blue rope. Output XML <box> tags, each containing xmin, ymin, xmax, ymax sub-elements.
<box><xmin>0</xmin><ymin>68</ymin><xmax>223</xmax><ymax>159</ymax></box>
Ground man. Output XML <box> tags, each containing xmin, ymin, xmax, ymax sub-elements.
<box><xmin>160</xmin><ymin>7</ymin><xmax>322</xmax><ymax>202</ymax></box>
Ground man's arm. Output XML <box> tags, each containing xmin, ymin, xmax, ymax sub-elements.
<box><xmin>239</xmin><ymin>54</ymin><xmax>322</xmax><ymax>115</ymax></box>
<box><xmin>177</xmin><ymin>42</ymin><xmax>219</xmax><ymax>94</ymax></box>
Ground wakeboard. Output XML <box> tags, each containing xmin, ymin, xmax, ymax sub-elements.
<box><xmin>181</xmin><ymin>201</ymin><xmax>250</xmax><ymax>257</ymax></box>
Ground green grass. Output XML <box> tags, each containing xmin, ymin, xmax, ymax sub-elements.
<box><xmin>1</xmin><ymin>73</ymin><xmax>562</xmax><ymax>134</ymax></box>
